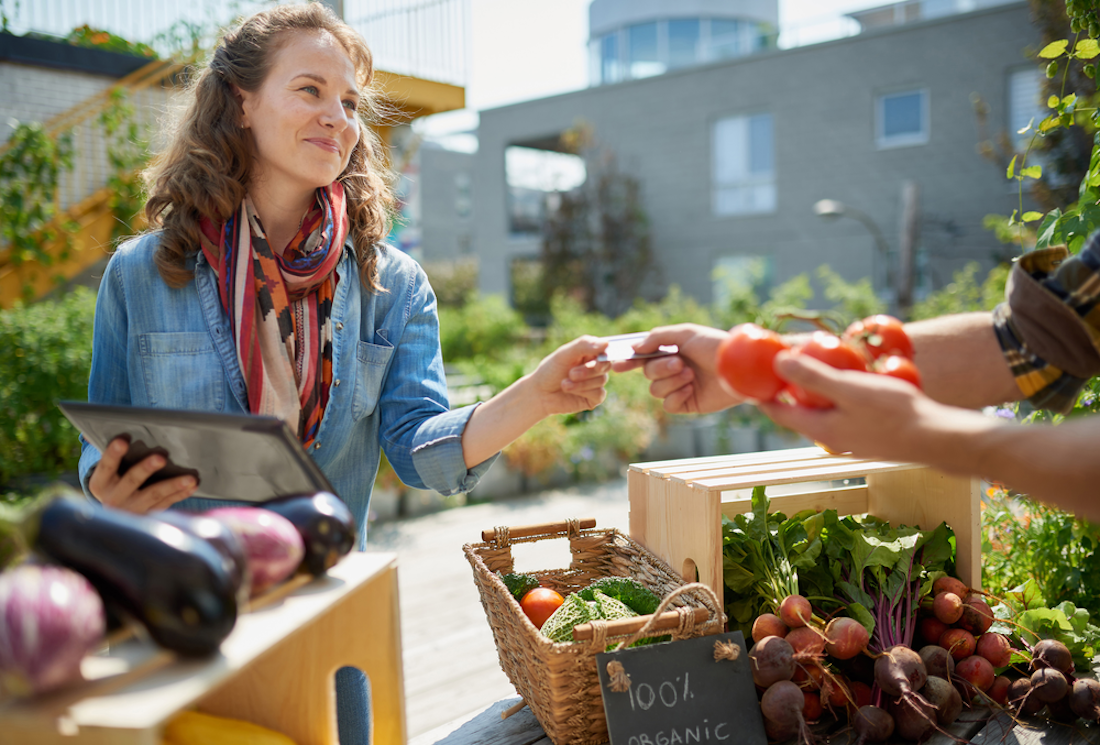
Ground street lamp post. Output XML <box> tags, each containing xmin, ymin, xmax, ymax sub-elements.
<box><xmin>813</xmin><ymin>198</ymin><xmax>895</xmax><ymax>308</ymax></box>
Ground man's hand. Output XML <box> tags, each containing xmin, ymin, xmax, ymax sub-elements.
<box><xmin>613</xmin><ymin>324</ymin><xmax>743</xmax><ymax>414</ymax></box>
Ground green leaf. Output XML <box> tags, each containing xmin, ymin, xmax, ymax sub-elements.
<box><xmin>1039</xmin><ymin>40</ymin><xmax>1069</xmax><ymax>58</ymax></box>
<box><xmin>1022</xmin><ymin>211</ymin><xmax>1044</xmax><ymax>223</ymax></box>
<box><xmin>1020</xmin><ymin>165</ymin><xmax>1043</xmax><ymax>179</ymax></box>
<box><xmin>1007</xmin><ymin>155</ymin><xmax>1017</xmax><ymax>179</ymax></box>
<box><xmin>1075</xmin><ymin>38</ymin><xmax>1100</xmax><ymax>60</ymax></box>
<box><xmin>1040</xmin><ymin>115</ymin><xmax>1061</xmax><ymax>133</ymax></box>
<box><xmin>1048</xmin><ymin>94</ymin><xmax>1061</xmax><ymax>109</ymax></box>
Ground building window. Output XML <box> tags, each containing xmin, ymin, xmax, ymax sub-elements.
<box><xmin>506</xmin><ymin>145</ymin><xmax>586</xmax><ymax>236</ymax></box>
<box><xmin>1008</xmin><ymin>67</ymin><xmax>1043</xmax><ymax>148</ymax></box>
<box><xmin>876</xmin><ymin>89</ymin><xmax>929</xmax><ymax>149</ymax></box>
<box><xmin>713</xmin><ymin>113</ymin><xmax>776</xmax><ymax>216</ymax></box>
<box><xmin>627</xmin><ymin>22</ymin><xmax>663</xmax><ymax>79</ymax></box>
<box><xmin>600</xmin><ymin>33</ymin><xmax>621</xmax><ymax>85</ymax></box>
<box><xmin>668</xmin><ymin>19</ymin><xmax>701</xmax><ymax>70</ymax></box>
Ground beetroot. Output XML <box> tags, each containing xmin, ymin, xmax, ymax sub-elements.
<box><xmin>786</xmin><ymin>625</ymin><xmax>826</xmax><ymax>657</ymax></box>
<box><xmin>975</xmin><ymin>632</ymin><xmax>1012</xmax><ymax>668</ymax></box>
<box><xmin>1031</xmin><ymin>638</ymin><xmax>1074</xmax><ymax>675</ymax></box>
<box><xmin>1008</xmin><ymin>677</ymin><xmax>1044</xmax><ymax>716</ymax></box>
<box><xmin>1069</xmin><ymin>678</ymin><xmax>1100</xmax><ymax>722</ymax></box>
<box><xmin>932</xmin><ymin>576</ymin><xmax>968</xmax><ymax>598</ymax></box>
<box><xmin>803</xmin><ymin>690</ymin><xmax>824</xmax><ymax>722</ymax></box>
<box><xmin>918</xmin><ymin>616</ymin><xmax>948</xmax><ymax>647</ymax></box>
<box><xmin>853</xmin><ymin>705</ymin><xmax>894</xmax><ymax>743</ymax></box>
<box><xmin>874</xmin><ymin>645</ymin><xmax>927</xmax><ymax>699</ymax></box>
<box><xmin>987</xmin><ymin>675</ymin><xmax>1012</xmax><ymax>706</ymax></box>
<box><xmin>890</xmin><ymin>697</ymin><xmax>935</xmax><ymax>742</ymax></box>
<box><xmin>825</xmin><ymin>617</ymin><xmax>869</xmax><ymax>661</ymax></box>
<box><xmin>779</xmin><ymin>594</ymin><xmax>813</xmax><ymax>629</ymax></box>
<box><xmin>932</xmin><ymin>591</ymin><xmax>963</xmax><ymax>624</ymax></box>
<box><xmin>1031</xmin><ymin>667</ymin><xmax>1068</xmax><ymax>703</ymax></box>
<box><xmin>204</xmin><ymin>507</ymin><xmax>304</xmax><ymax>596</ymax></box>
<box><xmin>752</xmin><ymin>612</ymin><xmax>788</xmax><ymax>642</ymax></box>
<box><xmin>0</xmin><ymin>565</ymin><xmax>105</xmax><ymax>696</ymax></box>
<box><xmin>918</xmin><ymin>644</ymin><xmax>954</xmax><ymax>680</ymax></box>
<box><xmin>922</xmin><ymin>675</ymin><xmax>963</xmax><ymax>726</ymax></box>
<box><xmin>761</xmin><ymin>680</ymin><xmax>814</xmax><ymax>744</ymax></box>
<box><xmin>958</xmin><ymin>596</ymin><xmax>994</xmax><ymax>635</ymax></box>
<box><xmin>749</xmin><ymin>634</ymin><xmax>795</xmax><ymax>688</ymax></box>
<box><xmin>956</xmin><ymin>654</ymin><xmax>995</xmax><ymax>693</ymax></box>
<box><xmin>940</xmin><ymin>627</ymin><xmax>976</xmax><ymax>661</ymax></box>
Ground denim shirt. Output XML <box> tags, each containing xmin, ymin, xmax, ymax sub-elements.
<box><xmin>78</xmin><ymin>232</ymin><xmax>496</xmax><ymax>546</ymax></box>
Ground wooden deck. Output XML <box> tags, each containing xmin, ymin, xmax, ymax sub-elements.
<box><xmin>365</xmin><ymin>477</ymin><xmax>631</xmax><ymax>740</ymax></box>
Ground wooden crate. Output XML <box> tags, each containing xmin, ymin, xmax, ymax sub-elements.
<box><xmin>0</xmin><ymin>552</ymin><xmax>406</xmax><ymax>745</ymax></box>
<box><xmin>628</xmin><ymin>446</ymin><xmax>981</xmax><ymax>604</ymax></box>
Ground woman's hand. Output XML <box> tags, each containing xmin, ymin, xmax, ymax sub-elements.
<box><xmin>460</xmin><ymin>336</ymin><xmax>610</xmax><ymax>468</ymax></box>
<box><xmin>531</xmin><ymin>335</ymin><xmax>612</xmax><ymax>417</ymax></box>
<box><xmin>613</xmin><ymin>324</ymin><xmax>743</xmax><ymax>414</ymax></box>
<box><xmin>88</xmin><ymin>437</ymin><xmax>198</xmax><ymax>513</ymax></box>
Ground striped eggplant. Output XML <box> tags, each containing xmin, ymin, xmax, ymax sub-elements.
<box><xmin>31</xmin><ymin>496</ymin><xmax>238</xmax><ymax>657</ymax></box>
<box><xmin>0</xmin><ymin>563</ymin><xmax>105</xmax><ymax>695</ymax></box>
<box><xmin>203</xmin><ymin>507</ymin><xmax>304</xmax><ymax>596</ymax></box>
<box><xmin>261</xmin><ymin>491</ymin><xmax>357</xmax><ymax>576</ymax></box>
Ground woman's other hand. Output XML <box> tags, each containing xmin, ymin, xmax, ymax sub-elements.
<box><xmin>88</xmin><ymin>437</ymin><xmax>198</xmax><ymax>513</ymax></box>
<box><xmin>613</xmin><ymin>324</ymin><xmax>744</xmax><ymax>415</ymax></box>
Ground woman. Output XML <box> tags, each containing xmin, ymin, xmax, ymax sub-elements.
<box><xmin>77</xmin><ymin>5</ymin><xmax>608</xmax><ymax>740</ymax></box>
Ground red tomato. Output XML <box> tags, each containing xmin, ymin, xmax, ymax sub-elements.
<box><xmin>875</xmin><ymin>354</ymin><xmax>923</xmax><ymax>389</ymax></box>
<box><xmin>715</xmin><ymin>323</ymin><xmax>790</xmax><ymax>402</ymax></box>
<box><xmin>519</xmin><ymin>587</ymin><xmax>565</xmax><ymax>629</ymax></box>
<box><xmin>785</xmin><ymin>332</ymin><xmax>867</xmax><ymax>409</ymax></box>
<box><xmin>843</xmin><ymin>314</ymin><xmax>914</xmax><ymax>360</ymax></box>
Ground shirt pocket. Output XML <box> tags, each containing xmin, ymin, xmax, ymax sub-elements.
<box><xmin>138</xmin><ymin>332</ymin><xmax>229</xmax><ymax>410</ymax></box>
<box><xmin>353</xmin><ymin>336</ymin><xmax>395</xmax><ymax>420</ymax></box>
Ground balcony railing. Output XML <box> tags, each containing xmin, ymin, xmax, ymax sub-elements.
<box><xmin>0</xmin><ymin>0</ymin><xmax>468</xmax><ymax>87</ymax></box>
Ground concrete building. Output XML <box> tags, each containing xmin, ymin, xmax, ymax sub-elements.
<box><xmin>471</xmin><ymin>0</ymin><xmax>1041</xmax><ymax>310</ymax></box>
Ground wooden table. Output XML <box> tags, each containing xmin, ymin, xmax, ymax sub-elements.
<box><xmin>0</xmin><ymin>551</ymin><xmax>406</xmax><ymax>745</ymax></box>
<box><xmin>412</xmin><ymin>697</ymin><xmax>1100</xmax><ymax>745</ymax></box>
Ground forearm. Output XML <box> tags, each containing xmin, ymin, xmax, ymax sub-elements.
<box><xmin>905</xmin><ymin>312</ymin><xmax>1021</xmax><ymax>408</ymax></box>
<box><xmin>460</xmin><ymin>375</ymin><xmax>545</xmax><ymax>468</ymax></box>
<box><xmin>919</xmin><ymin>409</ymin><xmax>1100</xmax><ymax>522</ymax></box>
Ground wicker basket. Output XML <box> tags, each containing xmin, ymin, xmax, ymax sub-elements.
<box><xmin>463</xmin><ymin>518</ymin><xmax>725</xmax><ymax>745</ymax></box>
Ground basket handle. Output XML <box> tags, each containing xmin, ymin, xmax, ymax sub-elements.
<box><xmin>481</xmin><ymin>518</ymin><xmax>596</xmax><ymax>543</ymax></box>
<box><xmin>580</xmin><ymin>583</ymin><xmax>725</xmax><ymax>651</ymax></box>
<box><xmin>571</xmin><ymin>607</ymin><xmax>711</xmax><ymax>641</ymax></box>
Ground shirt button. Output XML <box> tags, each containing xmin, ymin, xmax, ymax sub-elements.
<box><xmin>334</xmin><ymin>379</ymin><xmax>341</xmax><ymax>387</ymax></box>
<box><xmin>335</xmin><ymin>322</ymin><xmax>344</xmax><ymax>331</ymax></box>
<box><xmin>315</xmin><ymin>442</ymin><xmax>321</xmax><ymax>450</ymax></box>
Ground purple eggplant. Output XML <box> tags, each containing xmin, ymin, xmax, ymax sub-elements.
<box><xmin>153</xmin><ymin>510</ymin><xmax>252</xmax><ymax>605</ymax></box>
<box><xmin>30</xmin><ymin>495</ymin><xmax>237</xmax><ymax>657</ymax></box>
<box><xmin>261</xmin><ymin>491</ymin><xmax>357</xmax><ymax>576</ymax></box>
<box><xmin>0</xmin><ymin>564</ymin><xmax>105</xmax><ymax>695</ymax></box>
<box><xmin>203</xmin><ymin>507</ymin><xmax>304</xmax><ymax>596</ymax></box>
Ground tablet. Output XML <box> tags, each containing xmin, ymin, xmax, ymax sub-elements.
<box><xmin>58</xmin><ymin>401</ymin><xmax>335</xmax><ymax>502</ymax></box>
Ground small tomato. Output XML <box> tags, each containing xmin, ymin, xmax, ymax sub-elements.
<box><xmin>715</xmin><ymin>323</ymin><xmax>790</xmax><ymax>402</ymax></box>
<box><xmin>785</xmin><ymin>332</ymin><xmax>867</xmax><ymax>409</ymax></box>
<box><xmin>843</xmin><ymin>314</ymin><xmax>914</xmax><ymax>360</ymax></box>
<box><xmin>519</xmin><ymin>587</ymin><xmax>565</xmax><ymax>629</ymax></box>
<box><xmin>874</xmin><ymin>354</ymin><xmax>923</xmax><ymax>389</ymax></box>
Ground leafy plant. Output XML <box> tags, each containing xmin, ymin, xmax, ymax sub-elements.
<box><xmin>0</xmin><ymin>121</ymin><xmax>77</xmax><ymax>300</ymax></box>
<box><xmin>0</xmin><ymin>288</ymin><xmax>96</xmax><ymax>493</ymax></box>
<box><xmin>65</xmin><ymin>25</ymin><xmax>157</xmax><ymax>58</ymax></box>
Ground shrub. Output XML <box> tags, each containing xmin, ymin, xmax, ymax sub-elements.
<box><xmin>0</xmin><ymin>289</ymin><xmax>96</xmax><ymax>491</ymax></box>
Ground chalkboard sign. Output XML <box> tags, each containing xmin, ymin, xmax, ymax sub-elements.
<box><xmin>596</xmin><ymin>631</ymin><xmax>767</xmax><ymax>745</ymax></box>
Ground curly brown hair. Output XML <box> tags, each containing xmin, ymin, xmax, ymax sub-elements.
<box><xmin>143</xmin><ymin>3</ymin><xmax>394</xmax><ymax>290</ymax></box>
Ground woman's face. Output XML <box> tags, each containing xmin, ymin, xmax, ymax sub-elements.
<box><xmin>238</xmin><ymin>30</ymin><xmax>361</xmax><ymax>202</ymax></box>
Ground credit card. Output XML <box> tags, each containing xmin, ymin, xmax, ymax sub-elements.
<box><xmin>596</xmin><ymin>332</ymin><xmax>678</xmax><ymax>362</ymax></box>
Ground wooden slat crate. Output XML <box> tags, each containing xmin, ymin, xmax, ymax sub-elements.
<box><xmin>627</xmin><ymin>446</ymin><xmax>981</xmax><ymax>605</ymax></box>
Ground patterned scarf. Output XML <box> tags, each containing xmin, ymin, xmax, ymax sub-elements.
<box><xmin>200</xmin><ymin>182</ymin><xmax>348</xmax><ymax>448</ymax></box>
